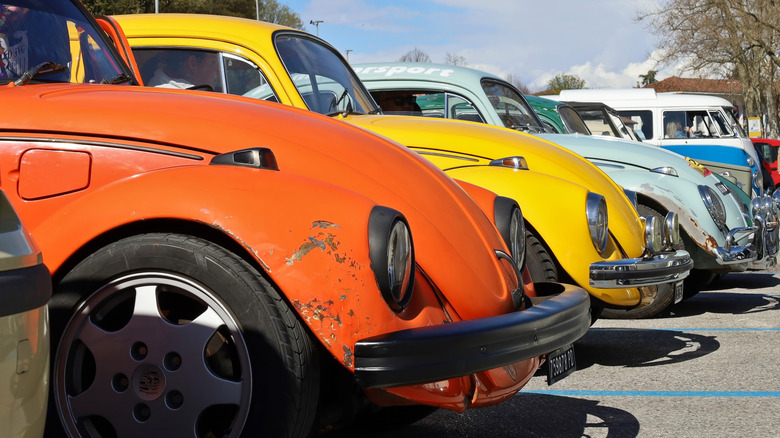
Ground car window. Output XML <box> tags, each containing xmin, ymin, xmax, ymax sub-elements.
<box><xmin>711</xmin><ymin>109</ymin><xmax>737</xmax><ymax>138</ymax></box>
<box><xmin>557</xmin><ymin>106</ymin><xmax>590</xmax><ymax>134</ymax></box>
<box><xmin>0</xmin><ymin>2</ymin><xmax>127</xmax><ymax>85</ymax></box>
<box><xmin>578</xmin><ymin>109</ymin><xmax>615</xmax><ymax>137</ymax></box>
<box><xmin>480</xmin><ymin>79</ymin><xmax>545</xmax><ymax>133</ymax></box>
<box><xmin>618</xmin><ymin>110</ymin><xmax>653</xmax><ymax>140</ymax></box>
<box><xmin>223</xmin><ymin>53</ymin><xmax>273</xmax><ymax>98</ymax></box>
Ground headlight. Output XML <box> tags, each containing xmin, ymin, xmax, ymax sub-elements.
<box><xmin>663</xmin><ymin>211</ymin><xmax>681</xmax><ymax>250</ymax></box>
<box><xmin>586</xmin><ymin>193</ymin><xmax>608</xmax><ymax>252</ymax></box>
<box><xmin>368</xmin><ymin>206</ymin><xmax>415</xmax><ymax>312</ymax></box>
<box><xmin>699</xmin><ymin>185</ymin><xmax>727</xmax><ymax>231</ymax></box>
<box><xmin>644</xmin><ymin>214</ymin><xmax>663</xmax><ymax>253</ymax></box>
<box><xmin>753</xmin><ymin>170</ymin><xmax>763</xmax><ymax>195</ymax></box>
<box><xmin>494</xmin><ymin>196</ymin><xmax>526</xmax><ymax>270</ymax></box>
<box><xmin>651</xmin><ymin>166</ymin><xmax>678</xmax><ymax>177</ymax></box>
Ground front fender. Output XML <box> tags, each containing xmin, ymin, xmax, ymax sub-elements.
<box><xmin>444</xmin><ymin>165</ymin><xmax>642</xmax><ymax>307</ymax></box>
<box><xmin>610</xmin><ymin>170</ymin><xmax>751</xmax><ymax>269</ymax></box>
<box><xmin>27</xmin><ymin>165</ymin><xmax>454</xmax><ymax>370</ymax></box>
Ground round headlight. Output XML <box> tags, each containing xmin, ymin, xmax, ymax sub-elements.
<box><xmin>494</xmin><ymin>197</ymin><xmax>526</xmax><ymax>270</ymax></box>
<box><xmin>368</xmin><ymin>207</ymin><xmax>415</xmax><ymax>312</ymax></box>
<box><xmin>699</xmin><ymin>185</ymin><xmax>727</xmax><ymax>231</ymax></box>
<box><xmin>645</xmin><ymin>214</ymin><xmax>663</xmax><ymax>253</ymax></box>
<box><xmin>586</xmin><ymin>193</ymin><xmax>609</xmax><ymax>253</ymax></box>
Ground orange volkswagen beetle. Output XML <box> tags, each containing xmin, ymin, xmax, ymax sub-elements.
<box><xmin>0</xmin><ymin>1</ymin><xmax>590</xmax><ymax>437</ymax></box>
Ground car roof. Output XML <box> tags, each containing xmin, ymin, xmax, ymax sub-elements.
<box><xmin>353</xmin><ymin>62</ymin><xmax>502</xmax><ymax>89</ymax></box>
<box><xmin>555</xmin><ymin>88</ymin><xmax>735</xmax><ymax>109</ymax></box>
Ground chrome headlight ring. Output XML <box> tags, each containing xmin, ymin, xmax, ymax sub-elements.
<box><xmin>699</xmin><ymin>185</ymin><xmax>728</xmax><ymax>232</ymax></box>
<box><xmin>663</xmin><ymin>211</ymin><xmax>681</xmax><ymax>250</ymax></box>
<box><xmin>368</xmin><ymin>206</ymin><xmax>415</xmax><ymax>312</ymax></box>
<box><xmin>644</xmin><ymin>214</ymin><xmax>664</xmax><ymax>254</ymax></box>
<box><xmin>586</xmin><ymin>193</ymin><xmax>609</xmax><ymax>253</ymax></box>
<box><xmin>494</xmin><ymin>196</ymin><xmax>526</xmax><ymax>271</ymax></box>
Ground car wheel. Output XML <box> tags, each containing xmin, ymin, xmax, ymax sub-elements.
<box><xmin>601</xmin><ymin>204</ymin><xmax>681</xmax><ymax>319</ymax></box>
<box><xmin>525</xmin><ymin>230</ymin><xmax>558</xmax><ymax>282</ymax></box>
<box><xmin>48</xmin><ymin>233</ymin><xmax>319</xmax><ymax>438</ymax></box>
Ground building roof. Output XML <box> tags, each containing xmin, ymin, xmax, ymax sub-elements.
<box><xmin>644</xmin><ymin>76</ymin><xmax>742</xmax><ymax>95</ymax></box>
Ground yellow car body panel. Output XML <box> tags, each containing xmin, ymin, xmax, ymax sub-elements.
<box><xmin>116</xmin><ymin>13</ymin><xmax>659</xmax><ymax>308</ymax></box>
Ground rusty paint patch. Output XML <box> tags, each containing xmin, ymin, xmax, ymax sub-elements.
<box><xmin>286</xmin><ymin>231</ymin><xmax>344</xmax><ymax>265</ymax></box>
<box><xmin>290</xmin><ymin>298</ymin><xmax>344</xmax><ymax>327</ymax></box>
<box><xmin>313</xmin><ymin>220</ymin><xmax>339</xmax><ymax>229</ymax></box>
<box><xmin>342</xmin><ymin>344</ymin><xmax>354</xmax><ymax>368</ymax></box>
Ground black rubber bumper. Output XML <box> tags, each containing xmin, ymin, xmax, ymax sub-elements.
<box><xmin>353</xmin><ymin>284</ymin><xmax>591</xmax><ymax>389</ymax></box>
<box><xmin>0</xmin><ymin>263</ymin><xmax>52</xmax><ymax>317</ymax></box>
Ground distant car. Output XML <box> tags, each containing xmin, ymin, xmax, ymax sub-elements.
<box><xmin>115</xmin><ymin>13</ymin><xmax>695</xmax><ymax>322</ymax></box>
<box><xmin>0</xmin><ymin>2</ymin><xmax>594</xmax><ymax>437</ymax></box>
<box><xmin>553</xmin><ymin>88</ymin><xmax>763</xmax><ymax>198</ymax></box>
<box><xmin>0</xmin><ymin>191</ymin><xmax>51</xmax><ymax>438</ymax></box>
<box><xmin>353</xmin><ymin>62</ymin><xmax>778</xmax><ymax>308</ymax></box>
<box><xmin>564</xmin><ymin>100</ymin><xmax>642</xmax><ymax>141</ymax></box>
<box><xmin>751</xmin><ymin>138</ymin><xmax>780</xmax><ymax>189</ymax></box>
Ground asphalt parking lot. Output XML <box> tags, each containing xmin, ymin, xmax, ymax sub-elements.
<box><xmin>327</xmin><ymin>268</ymin><xmax>780</xmax><ymax>437</ymax></box>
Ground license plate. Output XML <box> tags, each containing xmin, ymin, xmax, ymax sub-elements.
<box><xmin>546</xmin><ymin>344</ymin><xmax>576</xmax><ymax>385</ymax></box>
<box><xmin>673</xmin><ymin>280</ymin><xmax>684</xmax><ymax>304</ymax></box>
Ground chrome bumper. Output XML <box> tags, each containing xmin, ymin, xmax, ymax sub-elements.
<box><xmin>718</xmin><ymin>211</ymin><xmax>778</xmax><ymax>267</ymax></box>
<box><xmin>589</xmin><ymin>250</ymin><xmax>692</xmax><ymax>288</ymax></box>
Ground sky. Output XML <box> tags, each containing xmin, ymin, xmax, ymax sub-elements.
<box><xmin>279</xmin><ymin>0</ymin><xmax>674</xmax><ymax>92</ymax></box>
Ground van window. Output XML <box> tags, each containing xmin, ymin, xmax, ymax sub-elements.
<box><xmin>617</xmin><ymin>110</ymin><xmax>653</xmax><ymax>140</ymax></box>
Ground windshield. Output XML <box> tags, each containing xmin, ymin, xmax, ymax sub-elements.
<box><xmin>274</xmin><ymin>33</ymin><xmax>377</xmax><ymax>115</ymax></box>
<box><xmin>0</xmin><ymin>1</ymin><xmax>129</xmax><ymax>85</ymax></box>
<box><xmin>480</xmin><ymin>79</ymin><xmax>545</xmax><ymax>133</ymax></box>
<box><xmin>557</xmin><ymin>105</ymin><xmax>590</xmax><ymax>134</ymax></box>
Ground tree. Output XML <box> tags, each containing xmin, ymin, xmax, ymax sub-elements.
<box><xmin>80</xmin><ymin>0</ymin><xmax>303</xmax><ymax>28</ymax></box>
<box><xmin>444</xmin><ymin>52</ymin><xmax>467</xmax><ymax>66</ymax></box>
<box><xmin>398</xmin><ymin>47</ymin><xmax>431</xmax><ymax>63</ymax></box>
<box><xmin>638</xmin><ymin>0</ymin><xmax>780</xmax><ymax>136</ymax></box>
<box><xmin>505</xmin><ymin>73</ymin><xmax>532</xmax><ymax>94</ymax></box>
<box><xmin>546</xmin><ymin>73</ymin><xmax>586</xmax><ymax>93</ymax></box>
<box><xmin>640</xmin><ymin>70</ymin><xmax>658</xmax><ymax>86</ymax></box>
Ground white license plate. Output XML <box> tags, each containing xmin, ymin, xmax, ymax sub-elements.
<box><xmin>546</xmin><ymin>343</ymin><xmax>576</xmax><ymax>385</ymax></box>
<box><xmin>673</xmin><ymin>280</ymin><xmax>684</xmax><ymax>304</ymax></box>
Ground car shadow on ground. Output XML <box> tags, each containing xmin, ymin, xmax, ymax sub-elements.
<box><xmin>323</xmin><ymin>393</ymin><xmax>639</xmax><ymax>438</ymax></box>
<box><xmin>657</xmin><ymin>271</ymin><xmax>780</xmax><ymax>318</ymax></box>
<box><xmin>568</xmin><ymin>328</ymin><xmax>719</xmax><ymax>370</ymax></box>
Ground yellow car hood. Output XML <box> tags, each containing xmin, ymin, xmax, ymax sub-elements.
<box><xmin>346</xmin><ymin>115</ymin><xmax>646</xmax><ymax>258</ymax></box>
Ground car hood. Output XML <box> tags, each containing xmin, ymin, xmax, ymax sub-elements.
<box><xmin>536</xmin><ymin>133</ymin><xmax>728</xmax><ymax>186</ymax></box>
<box><xmin>5</xmin><ymin>84</ymin><xmax>518</xmax><ymax>319</ymax></box>
<box><xmin>345</xmin><ymin>114</ymin><xmax>643</xmax><ymax>236</ymax></box>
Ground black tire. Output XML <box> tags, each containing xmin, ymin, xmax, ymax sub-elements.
<box><xmin>46</xmin><ymin>233</ymin><xmax>319</xmax><ymax>438</ymax></box>
<box><xmin>525</xmin><ymin>230</ymin><xmax>558</xmax><ymax>282</ymax></box>
<box><xmin>601</xmin><ymin>204</ymin><xmax>680</xmax><ymax>319</ymax></box>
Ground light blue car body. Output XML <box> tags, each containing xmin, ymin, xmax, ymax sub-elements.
<box><xmin>354</xmin><ymin>62</ymin><xmax>778</xmax><ymax>272</ymax></box>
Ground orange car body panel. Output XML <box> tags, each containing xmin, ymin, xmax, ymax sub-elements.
<box><xmin>1</xmin><ymin>83</ymin><xmax>536</xmax><ymax>408</ymax></box>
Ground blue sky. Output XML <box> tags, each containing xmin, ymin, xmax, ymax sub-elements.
<box><xmin>280</xmin><ymin>0</ymin><xmax>670</xmax><ymax>92</ymax></box>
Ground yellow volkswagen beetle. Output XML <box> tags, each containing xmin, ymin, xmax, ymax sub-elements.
<box><xmin>114</xmin><ymin>13</ymin><xmax>692</xmax><ymax>318</ymax></box>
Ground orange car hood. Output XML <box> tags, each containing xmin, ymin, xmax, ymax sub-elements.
<box><xmin>5</xmin><ymin>84</ymin><xmax>516</xmax><ymax>319</ymax></box>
